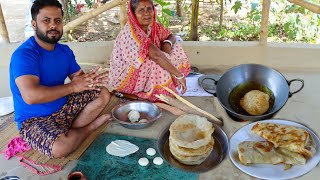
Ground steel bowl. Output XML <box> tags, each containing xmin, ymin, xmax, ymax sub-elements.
<box><xmin>157</xmin><ymin>122</ymin><xmax>229</xmax><ymax>172</ymax></box>
<box><xmin>111</xmin><ymin>101</ymin><xmax>162</xmax><ymax>129</ymax></box>
<box><xmin>200</xmin><ymin>64</ymin><xmax>304</xmax><ymax>121</ymax></box>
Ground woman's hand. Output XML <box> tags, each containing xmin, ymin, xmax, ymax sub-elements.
<box><xmin>148</xmin><ymin>43</ymin><xmax>187</xmax><ymax>94</ymax></box>
<box><xmin>174</xmin><ymin>74</ymin><xmax>187</xmax><ymax>94</ymax></box>
<box><xmin>161</xmin><ymin>35</ymin><xmax>176</xmax><ymax>54</ymax></box>
<box><xmin>161</xmin><ymin>42</ymin><xmax>172</xmax><ymax>54</ymax></box>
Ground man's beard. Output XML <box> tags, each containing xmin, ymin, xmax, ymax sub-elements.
<box><xmin>35</xmin><ymin>25</ymin><xmax>62</xmax><ymax>44</ymax></box>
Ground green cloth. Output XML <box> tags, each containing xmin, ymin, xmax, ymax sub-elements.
<box><xmin>72</xmin><ymin>133</ymin><xmax>198</xmax><ymax>180</ymax></box>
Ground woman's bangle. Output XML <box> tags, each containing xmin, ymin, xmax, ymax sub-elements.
<box><xmin>163</xmin><ymin>39</ymin><xmax>173</xmax><ymax>47</ymax></box>
<box><xmin>174</xmin><ymin>73</ymin><xmax>185</xmax><ymax>80</ymax></box>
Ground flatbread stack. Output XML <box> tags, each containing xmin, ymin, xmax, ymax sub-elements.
<box><xmin>238</xmin><ymin>122</ymin><xmax>316</xmax><ymax>169</ymax></box>
<box><xmin>169</xmin><ymin>114</ymin><xmax>214</xmax><ymax>165</ymax></box>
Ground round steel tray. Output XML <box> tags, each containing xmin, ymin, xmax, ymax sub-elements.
<box><xmin>157</xmin><ymin>122</ymin><xmax>229</xmax><ymax>173</ymax></box>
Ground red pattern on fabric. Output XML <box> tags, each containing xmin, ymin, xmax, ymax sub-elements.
<box><xmin>116</xmin><ymin>69</ymin><xmax>140</xmax><ymax>94</ymax></box>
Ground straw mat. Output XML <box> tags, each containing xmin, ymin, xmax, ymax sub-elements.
<box><xmin>0</xmin><ymin>95</ymin><xmax>120</xmax><ymax>168</ymax></box>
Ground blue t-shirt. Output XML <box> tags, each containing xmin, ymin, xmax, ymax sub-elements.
<box><xmin>9</xmin><ymin>36</ymin><xmax>81</xmax><ymax>129</ymax></box>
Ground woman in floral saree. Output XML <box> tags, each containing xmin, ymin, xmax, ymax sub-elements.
<box><xmin>108</xmin><ymin>0</ymin><xmax>190</xmax><ymax>102</ymax></box>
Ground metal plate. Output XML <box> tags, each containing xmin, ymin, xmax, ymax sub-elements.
<box><xmin>111</xmin><ymin>101</ymin><xmax>162</xmax><ymax>129</ymax></box>
<box><xmin>0</xmin><ymin>96</ymin><xmax>14</xmax><ymax>117</ymax></box>
<box><xmin>157</xmin><ymin>123</ymin><xmax>229</xmax><ymax>173</ymax></box>
<box><xmin>198</xmin><ymin>74</ymin><xmax>221</xmax><ymax>94</ymax></box>
<box><xmin>229</xmin><ymin>119</ymin><xmax>320</xmax><ymax>180</ymax></box>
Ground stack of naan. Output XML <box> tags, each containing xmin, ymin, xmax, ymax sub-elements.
<box><xmin>169</xmin><ymin>114</ymin><xmax>214</xmax><ymax>165</ymax></box>
<box><xmin>238</xmin><ymin>122</ymin><xmax>316</xmax><ymax>170</ymax></box>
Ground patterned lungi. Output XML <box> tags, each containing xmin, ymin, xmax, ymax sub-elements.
<box><xmin>19</xmin><ymin>90</ymin><xmax>100</xmax><ymax>158</ymax></box>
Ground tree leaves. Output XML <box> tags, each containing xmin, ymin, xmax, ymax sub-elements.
<box><xmin>231</xmin><ymin>0</ymin><xmax>242</xmax><ymax>14</ymax></box>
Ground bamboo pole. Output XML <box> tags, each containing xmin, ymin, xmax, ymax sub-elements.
<box><xmin>288</xmin><ymin>0</ymin><xmax>320</xmax><ymax>14</ymax></box>
<box><xmin>176</xmin><ymin>0</ymin><xmax>182</xmax><ymax>17</ymax></box>
<box><xmin>63</xmin><ymin>0</ymin><xmax>128</xmax><ymax>33</ymax></box>
<box><xmin>189</xmin><ymin>0</ymin><xmax>199</xmax><ymax>41</ymax></box>
<box><xmin>119</xmin><ymin>1</ymin><xmax>127</xmax><ymax>27</ymax></box>
<box><xmin>259</xmin><ymin>0</ymin><xmax>271</xmax><ymax>45</ymax></box>
<box><xmin>160</xmin><ymin>86</ymin><xmax>223</xmax><ymax>126</ymax></box>
<box><xmin>218</xmin><ymin>0</ymin><xmax>223</xmax><ymax>31</ymax></box>
<box><xmin>0</xmin><ymin>3</ymin><xmax>9</xmax><ymax>43</ymax></box>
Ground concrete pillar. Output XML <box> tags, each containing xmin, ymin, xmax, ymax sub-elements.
<box><xmin>0</xmin><ymin>3</ymin><xmax>9</xmax><ymax>43</ymax></box>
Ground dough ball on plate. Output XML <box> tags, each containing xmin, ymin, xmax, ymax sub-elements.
<box><xmin>153</xmin><ymin>157</ymin><xmax>164</xmax><ymax>165</ymax></box>
<box><xmin>128</xmin><ymin>110</ymin><xmax>140</xmax><ymax>122</ymax></box>
<box><xmin>146</xmin><ymin>148</ymin><xmax>156</xmax><ymax>156</ymax></box>
<box><xmin>138</xmin><ymin>157</ymin><xmax>149</xmax><ymax>166</ymax></box>
<box><xmin>139</xmin><ymin>119</ymin><xmax>148</xmax><ymax>123</ymax></box>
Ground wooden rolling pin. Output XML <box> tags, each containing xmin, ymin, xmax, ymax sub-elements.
<box><xmin>160</xmin><ymin>86</ymin><xmax>223</xmax><ymax>126</ymax></box>
<box><xmin>110</xmin><ymin>91</ymin><xmax>141</xmax><ymax>100</ymax></box>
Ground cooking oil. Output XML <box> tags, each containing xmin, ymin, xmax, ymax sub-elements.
<box><xmin>228</xmin><ymin>81</ymin><xmax>275</xmax><ymax>115</ymax></box>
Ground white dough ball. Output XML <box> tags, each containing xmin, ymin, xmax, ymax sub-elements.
<box><xmin>138</xmin><ymin>157</ymin><xmax>149</xmax><ymax>166</ymax></box>
<box><xmin>153</xmin><ymin>157</ymin><xmax>163</xmax><ymax>165</ymax></box>
<box><xmin>128</xmin><ymin>110</ymin><xmax>140</xmax><ymax>122</ymax></box>
<box><xmin>139</xmin><ymin>119</ymin><xmax>148</xmax><ymax>123</ymax></box>
<box><xmin>146</xmin><ymin>148</ymin><xmax>156</xmax><ymax>156</ymax></box>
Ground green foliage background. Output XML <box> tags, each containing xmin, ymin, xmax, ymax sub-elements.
<box><xmin>200</xmin><ymin>0</ymin><xmax>320</xmax><ymax>43</ymax></box>
<box><xmin>65</xmin><ymin>0</ymin><xmax>320</xmax><ymax>43</ymax></box>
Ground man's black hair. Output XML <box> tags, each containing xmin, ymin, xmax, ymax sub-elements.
<box><xmin>31</xmin><ymin>0</ymin><xmax>63</xmax><ymax>20</ymax></box>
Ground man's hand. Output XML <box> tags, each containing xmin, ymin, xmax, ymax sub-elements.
<box><xmin>70</xmin><ymin>66</ymin><xmax>109</xmax><ymax>93</ymax></box>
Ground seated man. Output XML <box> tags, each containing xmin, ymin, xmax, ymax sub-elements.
<box><xmin>9</xmin><ymin>0</ymin><xmax>110</xmax><ymax>159</ymax></box>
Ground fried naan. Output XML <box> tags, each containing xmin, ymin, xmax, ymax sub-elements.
<box><xmin>169</xmin><ymin>137</ymin><xmax>214</xmax><ymax>157</ymax></box>
<box><xmin>238</xmin><ymin>141</ymin><xmax>306</xmax><ymax>166</ymax></box>
<box><xmin>170</xmin><ymin>142</ymin><xmax>213</xmax><ymax>165</ymax></box>
<box><xmin>169</xmin><ymin>114</ymin><xmax>214</xmax><ymax>165</ymax></box>
<box><xmin>169</xmin><ymin>114</ymin><xmax>214</xmax><ymax>149</ymax></box>
<box><xmin>251</xmin><ymin>123</ymin><xmax>316</xmax><ymax>157</ymax></box>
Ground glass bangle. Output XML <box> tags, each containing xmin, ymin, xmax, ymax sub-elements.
<box><xmin>174</xmin><ymin>73</ymin><xmax>185</xmax><ymax>80</ymax></box>
<box><xmin>163</xmin><ymin>40</ymin><xmax>172</xmax><ymax>47</ymax></box>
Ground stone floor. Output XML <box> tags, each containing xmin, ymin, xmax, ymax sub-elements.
<box><xmin>1</xmin><ymin>70</ymin><xmax>320</xmax><ymax>179</ymax></box>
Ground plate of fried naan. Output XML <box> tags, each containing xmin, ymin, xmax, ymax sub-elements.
<box><xmin>229</xmin><ymin>119</ymin><xmax>320</xmax><ymax>180</ymax></box>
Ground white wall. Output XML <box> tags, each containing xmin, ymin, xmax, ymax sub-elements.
<box><xmin>1</xmin><ymin>41</ymin><xmax>320</xmax><ymax>97</ymax></box>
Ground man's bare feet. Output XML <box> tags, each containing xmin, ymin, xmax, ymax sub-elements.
<box><xmin>86</xmin><ymin>114</ymin><xmax>112</xmax><ymax>132</ymax></box>
<box><xmin>52</xmin><ymin>114</ymin><xmax>112</xmax><ymax>158</ymax></box>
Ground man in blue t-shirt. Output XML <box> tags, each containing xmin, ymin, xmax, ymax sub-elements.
<box><xmin>9</xmin><ymin>0</ymin><xmax>111</xmax><ymax>158</ymax></box>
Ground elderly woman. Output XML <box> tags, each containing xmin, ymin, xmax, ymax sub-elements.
<box><xmin>108</xmin><ymin>0</ymin><xmax>190</xmax><ymax>102</ymax></box>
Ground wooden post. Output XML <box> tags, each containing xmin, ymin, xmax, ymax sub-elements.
<box><xmin>63</xmin><ymin>0</ymin><xmax>128</xmax><ymax>33</ymax></box>
<box><xmin>0</xmin><ymin>3</ymin><xmax>9</xmax><ymax>43</ymax></box>
<box><xmin>176</xmin><ymin>0</ymin><xmax>182</xmax><ymax>17</ymax></box>
<box><xmin>59</xmin><ymin>0</ymin><xmax>67</xmax><ymax>12</ymax></box>
<box><xmin>260</xmin><ymin>0</ymin><xmax>271</xmax><ymax>45</ymax></box>
<box><xmin>189</xmin><ymin>0</ymin><xmax>199</xmax><ymax>41</ymax></box>
<box><xmin>119</xmin><ymin>0</ymin><xmax>127</xmax><ymax>27</ymax></box>
<box><xmin>218</xmin><ymin>0</ymin><xmax>223</xmax><ymax>31</ymax></box>
<box><xmin>287</xmin><ymin>0</ymin><xmax>320</xmax><ymax>14</ymax></box>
